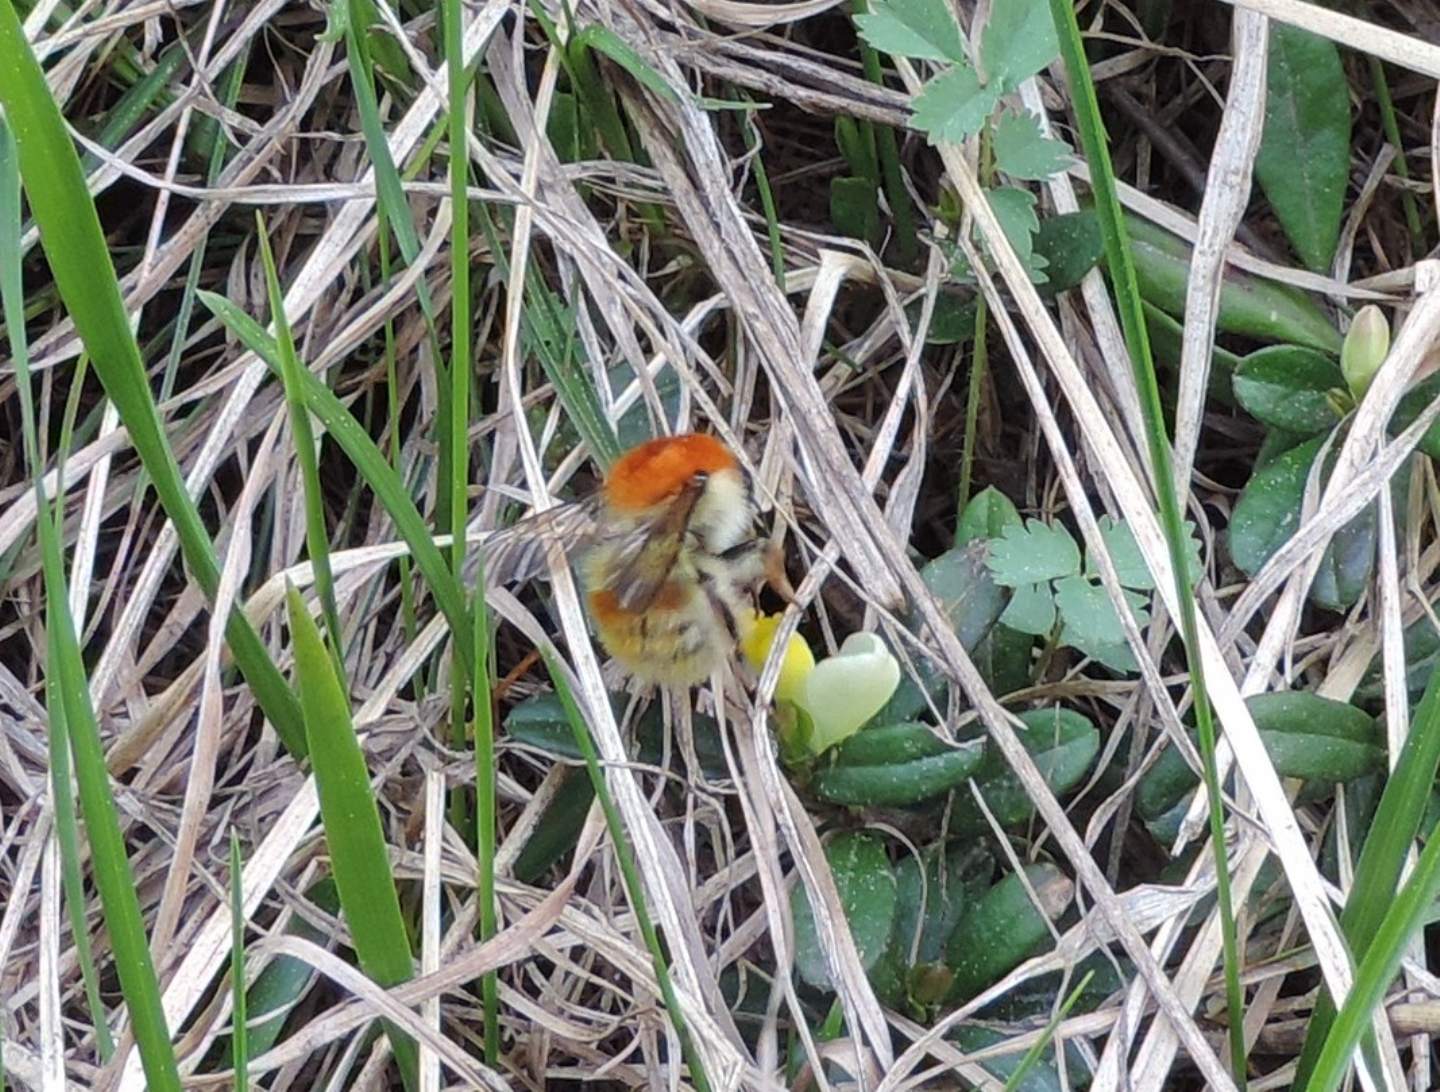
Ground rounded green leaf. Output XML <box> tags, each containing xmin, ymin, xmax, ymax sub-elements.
<box><xmin>1229</xmin><ymin>433</ymin><xmax>1327</xmax><ymax>576</ymax></box>
<box><xmin>1248</xmin><ymin>691</ymin><xmax>1382</xmax><ymax>780</ymax></box>
<box><xmin>792</xmin><ymin>832</ymin><xmax>899</xmax><ymax>989</ymax></box>
<box><xmin>1389</xmin><ymin>374</ymin><xmax>1440</xmax><ymax>459</ymax></box>
<box><xmin>988</xmin><ymin>518</ymin><xmax>1081</xmax><ymax>586</ymax></box>
<box><xmin>999</xmin><ymin>582</ymin><xmax>1056</xmax><ymax>636</ymax></box>
<box><xmin>1232</xmin><ymin>345</ymin><xmax>1347</xmax><ymax>434</ymax></box>
<box><xmin>830</xmin><ymin>722</ymin><xmax>960</xmax><ymax>767</ymax></box>
<box><xmin>810</xmin><ymin>742</ymin><xmax>986</xmax><ymax>807</ymax></box>
<box><xmin>891</xmin><ymin>843</ymin><xmax>992</xmax><ymax>968</ymax></box>
<box><xmin>944</xmin><ymin>863</ymin><xmax>1072</xmax><ymax>1001</ymax></box>
<box><xmin>948</xmin><ymin>707</ymin><xmax>1101</xmax><ymax>833</ymax></box>
<box><xmin>1138</xmin><ymin>691</ymin><xmax>1382</xmax><ymax>819</ymax></box>
<box><xmin>956</xmin><ymin>485</ymin><xmax>1022</xmax><ymax>547</ymax></box>
<box><xmin>1229</xmin><ymin>433</ymin><xmax>1376</xmax><ymax>608</ymax></box>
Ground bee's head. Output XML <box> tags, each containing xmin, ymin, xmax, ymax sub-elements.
<box><xmin>604</xmin><ymin>433</ymin><xmax>754</xmax><ymax>551</ymax></box>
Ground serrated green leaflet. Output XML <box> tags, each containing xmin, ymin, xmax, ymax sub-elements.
<box><xmin>987</xmin><ymin>518</ymin><xmax>1080</xmax><ymax>586</ymax></box>
<box><xmin>993</xmin><ymin>110</ymin><xmax>1073</xmax><ymax>180</ymax></box>
<box><xmin>854</xmin><ymin>0</ymin><xmax>967</xmax><ymax>63</ymax></box>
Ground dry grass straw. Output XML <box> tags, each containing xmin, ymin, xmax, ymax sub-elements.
<box><xmin>4</xmin><ymin>0</ymin><xmax>1440</xmax><ymax>1088</ymax></box>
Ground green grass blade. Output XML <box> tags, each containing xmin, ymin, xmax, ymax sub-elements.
<box><xmin>1304</xmin><ymin>813</ymin><xmax>1440</xmax><ymax>1092</ymax></box>
<box><xmin>849</xmin><ymin>0</ymin><xmax>917</xmax><ymax>266</ymax></box>
<box><xmin>1295</xmin><ymin>659</ymin><xmax>1440</xmax><ymax>1081</ymax></box>
<box><xmin>441</xmin><ymin>0</ymin><xmax>474</xmax><ymax>791</ymax></box>
<box><xmin>473</xmin><ymin>588</ymin><xmax>499</xmax><ymax>1062</ymax></box>
<box><xmin>470</xmin><ymin>200</ymin><xmax>620</xmax><ymax>466</ymax></box>
<box><xmin>285</xmin><ymin>583</ymin><xmax>418</xmax><ymax>1089</ymax></box>
<box><xmin>342</xmin><ymin>0</ymin><xmax>439</xmax><ymax>329</ymax></box>
<box><xmin>1044</xmin><ymin>1</ymin><xmax>1247</xmax><ymax>1082</ymax></box>
<box><xmin>544</xmin><ymin>655</ymin><xmax>712</xmax><ymax>1092</ymax></box>
<box><xmin>4</xmin><ymin>120</ymin><xmax>183</xmax><ymax>1092</ymax></box>
<box><xmin>44</xmin><ymin>675</ymin><xmax>116</xmax><ymax>1060</ymax></box>
<box><xmin>740</xmin><ymin>98</ymin><xmax>786</xmax><ymax>290</ymax></box>
<box><xmin>1001</xmin><ymin>970</ymin><xmax>1092</xmax><ymax>1092</ymax></box>
<box><xmin>229</xmin><ymin>833</ymin><xmax>249</xmax><ymax>1091</ymax></box>
<box><xmin>255</xmin><ymin>213</ymin><xmax>346</xmax><ymax>674</ymax></box>
<box><xmin>0</xmin><ymin>0</ymin><xmax>307</xmax><ymax>754</ymax></box>
<box><xmin>198</xmin><ymin>291</ymin><xmax>477</xmax><ymax>683</ymax></box>
<box><xmin>2</xmin><ymin>110</ymin><xmax>116</xmax><ymax>1064</ymax></box>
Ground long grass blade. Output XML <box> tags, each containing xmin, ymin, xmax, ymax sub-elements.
<box><xmin>1044</xmin><ymin>1</ymin><xmax>1247</xmax><ymax>1081</ymax></box>
<box><xmin>256</xmin><ymin>213</ymin><xmax>347</xmax><ymax>673</ymax></box>
<box><xmin>3</xmin><ymin>114</ymin><xmax>183</xmax><ymax>1092</ymax></box>
<box><xmin>285</xmin><ymin>583</ymin><xmax>419</xmax><ymax>1089</ymax></box>
<box><xmin>1295</xmin><ymin>659</ymin><xmax>1440</xmax><ymax>1081</ymax></box>
<box><xmin>199</xmin><ymin>291</ymin><xmax>477</xmax><ymax>684</ymax></box>
<box><xmin>229</xmin><ymin>832</ymin><xmax>249</xmax><ymax>1091</ymax></box>
<box><xmin>0</xmin><ymin>0</ymin><xmax>307</xmax><ymax>753</ymax></box>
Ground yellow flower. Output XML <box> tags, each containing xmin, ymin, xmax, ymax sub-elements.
<box><xmin>739</xmin><ymin>610</ymin><xmax>815</xmax><ymax>705</ymax></box>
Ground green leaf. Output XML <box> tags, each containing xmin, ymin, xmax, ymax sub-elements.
<box><xmin>1229</xmin><ymin>433</ymin><xmax>1327</xmax><ymax>577</ymax></box>
<box><xmin>1254</xmin><ymin>24</ymin><xmax>1351</xmax><ymax>273</ymax></box>
<box><xmin>1054</xmin><ymin>575</ymin><xmax>1149</xmax><ymax>672</ymax></box>
<box><xmin>1390</xmin><ymin>374</ymin><xmax>1440</xmax><ymax>459</ymax></box>
<box><xmin>792</xmin><ymin>832</ymin><xmax>899</xmax><ymax>989</ymax></box>
<box><xmin>1087</xmin><ymin>514</ymin><xmax>1202</xmax><ymax>590</ymax></box>
<box><xmin>956</xmin><ymin>484</ymin><xmax>1022</xmax><ymax>546</ymax></box>
<box><xmin>1033</xmin><ymin>210</ymin><xmax>1102</xmax><ymax>294</ymax></box>
<box><xmin>1140</xmin><ymin>691</ymin><xmax>1381</xmax><ymax>820</ymax></box>
<box><xmin>1310</xmin><ymin>499</ymin><xmax>1376</xmax><ymax>612</ymax></box>
<box><xmin>1123</xmin><ymin>210</ymin><xmax>1341</xmax><ymax>354</ymax></box>
<box><xmin>809</xmin><ymin>739</ymin><xmax>986</xmax><ymax>806</ymax></box>
<box><xmin>999</xmin><ymin>582</ymin><xmax>1056</xmax><ymax>635</ymax></box>
<box><xmin>876</xmin><ymin>542</ymin><xmax>1008</xmax><ymax>722</ymax></box>
<box><xmin>285</xmin><ymin>585</ymin><xmax>418</xmax><ymax>1087</ymax></box>
<box><xmin>944</xmin><ymin>864</ymin><xmax>1071</xmax><ymax>1001</ymax></box>
<box><xmin>513</xmin><ymin>768</ymin><xmax>595</xmax><ymax>883</ymax></box>
<box><xmin>987</xmin><ymin>518</ymin><xmax>1081</xmax><ymax>586</ymax></box>
<box><xmin>980</xmin><ymin>0</ymin><xmax>1059</xmax><ymax>90</ymax></box>
<box><xmin>571</xmin><ymin>25</ymin><xmax>680</xmax><ymax>103</ymax></box>
<box><xmin>1247</xmin><ymin>691</ymin><xmax>1381</xmax><ymax>781</ymax></box>
<box><xmin>854</xmin><ymin>0</ymin><xmax>968</xmax><ymax>63</ymax></box>
<box><xmin>1232</xmin><ymin>345</ymin><xmax>1348</xmax><ymax>434</ymax></box>
<box><xmin>949</xmin><ymin>707</ymin><xmax>1100</xmax><ymax>833</ymax></box>
<box><xmin>912</xmin><ymin>65</ymin><xmax>1000</xmax><ymax>145</ymax></box>
<box><xmin>891</xmin><ymin>844</ymin><xmax>992</xmax><ymax>968</ymax></box>
<box><xmin>830</xmin><ymin>175</ymin><xmax>881</xmax><ymax>245</ymax></box>
<box><xmin>993</xmin><ymin>111</ymin><xmax>1073</xmax><ymax>180</ymax></box>
<box><xmin>1230</xmin><ymin>433</ymin><xmax>1376</xmax><ymax>609</ymax></box>
<box><xmin>920</xmin><ymin>293</ymin><xmax>979</xmax><ymax>344</ymax></box>
<box><xmin>987</xmin><ymin>185</ymin><xmax>1047</xmax><ymax>283</ymax></box>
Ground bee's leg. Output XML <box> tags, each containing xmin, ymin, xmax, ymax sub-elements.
<box><xmin>762</xmin><ymin>541</ymin><xmax>795</xmax><ymax>604</ymax></box>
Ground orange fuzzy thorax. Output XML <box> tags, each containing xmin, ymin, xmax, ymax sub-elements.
<box><xmin>602</xmin><ymin>433</ymin><xmax>738</xmax><ymax>513</ymax></box>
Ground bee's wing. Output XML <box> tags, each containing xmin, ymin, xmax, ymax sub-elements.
<box><xmin>471</xmin><ymin>497</ymin><xmax>601</xmax><ymax>589</ymax></box>
<box><xmin>602</xmin><ymin>478</ymin><xmax>705</xmax><ymax>612</ymax></box>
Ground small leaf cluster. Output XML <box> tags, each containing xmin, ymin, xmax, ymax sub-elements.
<box><xmin>856</xmin><ymin>0</ymin><xmax>1063</xmax><ymax>150</ymax></box>
<box><xmin>976</xmin><ymin>489</ymin><xmax>1201</xmax><ymax>673</ymax></box>
<box><xmin>854</xmin><ymin>0</ymin><xmax>1080</xmax><ymax>286</ymax></box>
